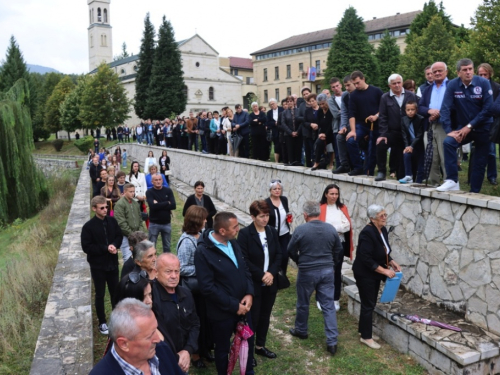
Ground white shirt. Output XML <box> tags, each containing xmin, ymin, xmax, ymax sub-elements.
<box><xmin>334</xmin><ymin>95</ymin><xmax>342</xmax><ymax>109</ymax></box>
<box><xmin>325</xmin><ymin>204</ymin><xmax>350</xmax><ymax>241</ymax></box>
<box><xmin>258</xmin><ymin>231</ymin><xmax>269</xmax><ymax>273</ymax></box>
<box><xmin>273</xmin><ymin>108</ymin><xmax>278</xmax><ymax>122</ymax></box>
<box><xmin>380</xmin><ymin>233</ymin><xmax>390</xmax><ymax>254</ymax></box>
<box><xmin>277</xmin><ymin>203</ymin><xmax>289</xmax><ymax>236</ymax></box>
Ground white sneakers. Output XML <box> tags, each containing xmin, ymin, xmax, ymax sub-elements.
<box><xmin>99</xmin><ymin>323</ymin><xmax>109</xmax><ymax>335</ymax></box>
<box><xmin>436</xmin><ymin>179</ymin><xmax>460</xmax><ymax>192</ymax></box>
<box><xmin>398</xmin><ymin>176</ymin><xmax>413</xmax><ymax>184</ymax></box>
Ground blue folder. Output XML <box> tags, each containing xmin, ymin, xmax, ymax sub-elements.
<box><xmin>379</xmin><ymin>272</ymin><xmax>403</xmax><ymax>303</ymax></box>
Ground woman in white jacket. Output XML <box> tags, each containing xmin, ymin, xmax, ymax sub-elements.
<box><xmin>222</xmin><ymin>108</ymin><xmax>237</xmax><ymax>156</ymax></box>
<box><xmin>125</xmin><ymin>161</ymin><xmax>147</xmax><ymax>202</ymax></box>
<box><xmin>144</xmin><ymin>151</ymin><xmax>157</xmax><ymax>173</ymax></box>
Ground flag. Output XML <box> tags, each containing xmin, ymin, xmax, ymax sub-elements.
<box><xmin>308</xmin><ymin>67</ymin><xmax>317</xmax><ymax>82</ymax></box>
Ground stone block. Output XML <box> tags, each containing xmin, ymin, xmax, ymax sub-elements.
<box><xmin>448</xmin><ymin>193</ymin><xmax>468</xmax><ymax>204</ymax></box>
<box><xmin>382</xmin><ymin>322</ymin><xmax>409</xmax><ymax>353</ymax></box>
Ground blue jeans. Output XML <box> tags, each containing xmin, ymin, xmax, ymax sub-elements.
<box><xmin>136</xmin><ymin>133</ymin><xmax>143</xmax><ymax>144</ymax></box>
<box><xmin>443</xmin><ymin>130</ymin><xmax>489</xmax><ymax>193</ymax></box>
<box><xmin>148</xmin><ymin>222</ymin><xmax>172</xmax><ymax>253</ymax></box>
<box><xmin>120</xmin><ymin>236</ymin><xmax>132</xmax><ymax>262</ymax></box>
<box><xmin>295</xmin><ymin>267</ymin><xmax>339</xmax><ymax>346</ymax></box>
<box><xmin>487</xmin><ymin>142</ymin><xmax>497</xmax><ymax>180</ymax></box>
<box><xmin>146</xmin><ymin>132</ymin><xmax>154</xmax><ymax>145</ymax></box>
<box><xmin>346</xmin><ymin>123</ymin><xmax>378</xmax><ymax>175</ymax></box>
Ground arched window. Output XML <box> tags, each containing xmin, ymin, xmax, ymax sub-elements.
<box><xmin>90</xmin><ymin>35</ymin><xmax>93</xmax><ymax>48</ymax></box>
<box><xmin>103</xmin><ymin>35</ymin><xmax>107</xmax><ymax>46</ymax></box>
<box><xmin>133</xmin><ymin>65</ymin><xmax>138</xmax><ymax>72</ymax></box>
<box><xmin>120</xmin><ymin>69</ymin><xmax>125</xmax><ymax>75</ymax></box>
<box><xmin>182</xmin><ymin>85</ymin><xmax>188</xmax><ymax>99</ymax></box>
<box><xmin>209</xmin><ymin>87</ymin><xmax>214</xmax><ymax>100</ymax></box>
<box><xmin>103</xmin><ymin>9</ymin><xmax>108</xmax><ymax>23</ymax></box>
<box><xmin>97</xmin><ymin>8</ymin><xmax>102</xmax><ymax>22</ymax></box>
<box><xmin>89</xmin><ymin>10</ymin><xmax>91</xmax><ymax>24</ymax></box>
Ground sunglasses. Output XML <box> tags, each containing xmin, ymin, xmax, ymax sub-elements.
<box><xmin>127</xmin><ymin>269</ymin><xmax>148</xmax><ymax>284</ymax></box>
<box><xmin>271</xmin><ymin>179</ymin><xmax>281</xmax><ymax>184</ymax></box>
<box><xmin>96</xmin><ymin>206</ymin><xmax>108</xmax><ymax>210</ymax></box>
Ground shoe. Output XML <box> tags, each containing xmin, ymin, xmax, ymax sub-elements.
<box><xmin>311</xmin><ymin>166</ymin><xmax>319</xmax><ymax>171</ymax></box>
<box><xmin>202</xmin><ymin>150</ymin><xmax>209</xmax><ymax>154</ymax></box>
<box><xmin>489</xmin><ymin>178</ymin><xmax>498</xmax><ymax>185</ymax></box>
<box><xmin>359</xmin><ymin>332</ymin><xmax>380</xmax><ymax>341</ymax></box>
<box><xmin>332</xmin><ymin>166</ymin><xmax>350</xmax><ymax>174</ymax></box>
<box><xmin>326</xmin><ymin>344</ymin><xmax>338</xmax><ymax>356</ymax></box>
<box><xmin>289</xmin><ymin>328</ymin><xmax>308</xmax><ymax>339</ymax></box>
<box><xmin>204</xmin><ymin>352</ymin><xmax>215</xmax><ymax>362</ymax></box>
<box><xmin>360</xmin><ymin>338</ymin><xmax>381</xmax><ymax>349</ymax></box>
<box><xmin>436</xmin><ymin>179</ymin><xmax>460</xmax><ymax>192</ymax></box>
<box><xmin>98</xmin><ymin>323</ymin><xmax>109</xmax><ymax>335</ymax></box>
<box><xmin>252</xmin><ymin>358</ymin><xmax>257</xmax><ymax>367</ymax></box>
<box><xmin>399</xmin><ymin>176</ymin><xmax>413</xmax><ymax>184</ymax></box>
<box><xmin>348</xmin><ymin>168</ymin><xmax>364</xmax><ymax>176</ymax></box>
<box><xmin>255</xmin><ymin>347</ymin><xmax>277</xmax><ymax>359</ymax></box>
<box><xmin>316</xmin><ymin>301</ymin><xmax>322</xmax><ymax>311</ymax></box>
<box><xmin>334</xmin><ymin>300</ymin><xmax>340</xmax><ymax>312</ymax></box>
<box><xmin>192</xmin><ymin>359</ymin><xmax>206</xmax><ymax>369</ymax></box>
<box><xmin>374</xmin><ymin>172</ymin><xmax>386</xmax><ymax>181</ymax></box>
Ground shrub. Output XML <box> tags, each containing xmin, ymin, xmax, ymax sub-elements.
<box><xmin>52</xmin><ymin>139</ymin><xmax>64</xmax><ymax>152</ymax></box>
<box><xmin>74</xmin><ymin>135</ymin><xmax>94</xmax><ymax>154</ymax></box>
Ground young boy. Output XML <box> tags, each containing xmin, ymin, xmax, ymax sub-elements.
<box><xmin>399</xmin><ymin>101</ymin><xmax>425</xmax><ymax>184</ymax></box>
<box><xmin>122</xmin><ymin>149</ymin><xmax>127</xmax><ymax>169</ymax></box>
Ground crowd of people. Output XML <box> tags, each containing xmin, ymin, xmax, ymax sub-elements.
<box><xmin>101</xmin><ymin>58</ymin><xmax>500</xmax><ymax>194</ymax></box>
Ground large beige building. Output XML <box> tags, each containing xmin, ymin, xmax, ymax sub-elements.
<box><xmin>250</xmin><ymin>11</ymin><xmax>420</xmax><ymax>103</ymax></box>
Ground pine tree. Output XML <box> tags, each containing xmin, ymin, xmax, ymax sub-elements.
<box><xmin>0</xmin><ymin>36</ymin><xmax>29</xmax><ymax>92</ymax></box>
<box><xmin>60</xmin><ymin>76</ymin><xmax>88</xmax><ymax>140</ymax></box>
<box><xmin>468</xmin><ymin>0</ymin><xmax>500</xmax><ymax>78</ymax></box>
<box><xmin>44</xmin><ymin>76</ymin><xmax>74</xmax><ymax>137</ymax></box>
<box><xmin>324</xmin><ymin>7</ymin><xmax>380</xmax><ymax>87</ymax></box>
<box><xmin>405</xmin><ymin>0</ymin><xmax>454</xmax><ymax>44</ymax></box>
<box><xmin>0</xmin><ymin>79</ymin><xmax>49</xmax><ymax>224</ymax></box>
<box><xmin>375</xmin><ymin>30</ymin><xmax>401</xmax><ymax>88</ymax></box>
<box><xmin>134</xmin><ymin>13</ymin><xmax>156</xmax><ymax>119</ymax></box>
<box><xmin>144</xmin><ymin>16</ymin><xmax>186</xmax><ymax>119</ymax></box>
<box><xmin>80</xmin><ymin>63</ymin><xmax>131</xmax><ymax>130</ymax></box>
<box><xmin>399</xmin><ymin>15</ymin><xmax>457</xmax><ymax>85</ymax></box>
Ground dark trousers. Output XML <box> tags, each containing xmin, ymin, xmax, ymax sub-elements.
<box><xmin>211</xmin><ymin>314</ymin><xmax>254</xmax><ymax>375</ymax></box>
<box><xmin>193</xmin><ymin>292</ymin><xmax>213</xmax><ymax>358</ymax></box>
<box><xmin>92</xmin><ymin>181</ymin><xmax>99</xmax><ymax>197</ymax></box>
<box><xmin>218</xmin><ymin>136</ymin><xmax>227</xmax><ymax>155</ymax></box>
<box><xmin>355</xmin><ymin>276</ymin><xmax>380</xmax><ymax>340</ymax></box>
<box><xmin>208</xmin><ymin>136</ymin><xmax>219</xmax><ymax>154</ymax></box>
<box><xmin>251</xmin><ymin>134</ymin><xmax>268</xmax><ymax>161</ymax></box>
<box><xmin>90</xmin><ymin>267</ymin><xmax>119</xmax><ymax>324</ymax></box>
<box><xmin>314</xmin><ymin>138</ymin><xmax>327</xmax><ymax>164</ymax></box>
<box><xmin>304</xmin><ymin>137</ymin><xmax>314</xmax><ymax>167</ymax></box>
<box><xmin>332</xmin><ymin>132</ymin><xmax>340</xmax><ymax>168</ymax></box>
<box><xmin>376</xmin><ymin>132</ymin><xmax>405</xmax><ymax>179</ymax></box>
<box><xmin>286</xmin><ymin>135</ymin><xmax>303</xmax><ymax>165</ymax></box>
<box><xmin>279</xmin><ymin>232</ymin><xmax>290</xmax><ymax>275</ymax></box>
<box><xmin>189</xmin><ymin>134</ymin><xmax>198</xmax><ymax>151</ymax></box>
<box><xmin>403</xmin><ymin>142</ymin><xmax>425</xmax><ymax>182</ymax></box>
<box><xmin>251</xmin><ymin>286</ymin><xmax>277</xmax><ymax>347</ymax></box>
<box><xmin>346</xmin><ymin>124</ymin><xmax>378</xmax><ymax>175</ymax></box>
<box><xmin>239</xmin><ymin>133</ymin><xmax>250</xmax><ymax>158</ymax></box>
<box><xmin>334</xmin><ymin>242</ymin><xmax>349</xmax><ymax>301</ymax></box>
<box><xmin>201</xmin><ymin>133</ymin><xmax>208</xmax><ymax>152</ymax></box>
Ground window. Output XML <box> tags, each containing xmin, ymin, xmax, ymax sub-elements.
<box><xmin>92</xmin><ymin>8</ymin><xmax>94</xmax><ymax>23</ymax></box>
<box><xmin>275</xmin><ymin>66</ymin><xmax>279</xmax><ymax>80</ymax></box>
<box><xmin>120</xmin><ymin>69</ymin><xmax>125</xmax><ymax>75</ymax></box>
<box><xmin>89</xmin><ymin>10</ymin><xmax>91</xmax><ymax>24</ymax></box>
<box><xmin>393</xmin><ymin>30</ymin><xmax>400</xmax><ymax>37</ymax></box>
<box><xmin>182</xmin><ymin>85</ymin><xmax>188</xmax><ymax>98</ymax></box>
<box><xmin>195</xmin><ymin>62</ymin><xmax>200</xmax><ymax>67</ymax></box>
<box><xmin>133</xmin><ymin>65</ymin><xmax>138</xmax><ymax>72</ymax></box>
<box><xmin>103</xmin><ymin>9</ymin><xmax>108</xmax><ymax>23</ymax></box>
<box><xmin>275</xmin><ymin>88</ymin><xmax>280</xmax><ymax>102</ymax></box>
<box><xmin>316</xmin><ymin>84</ymin><xmax>322</xmax><ymax>93</ymax></box>
<box><xmin>287</xmin><ymin>87</ymin><xmax>291</xmax><ymax>96</ymax></box>
<box><xmin>231</xmin><ymin>68</ymin><xmax>238</xmax><ymax>76</ymax></box>
<box><xmin>209</xmin><ymin>87</ymin><xmax>214</xmax><ymax>100</ymax></box>
<box><xmin>97</xmin><ymin>7</ymin><xmax>102</xmax><ymax>22</ymax></box>
<box><xmin>264</xmin><ymin>90</ymin><xmax>268</xmax><ymax>103</ymax></box>
<box><xmin>90</xmin><ymin>35</ymin><xmax>93</xmax><ymax>48</ymax></box>
<box><xmin>286</xmin><ymin>65</ymin><xmax>291</xmax><ymax>78</ymax></box>
<box><xmin>368</xmin><ymin>35</ymin><xmax>374</xmax><ymax>40</ymax></box>
<box><xmin>263</xmin><ymin>68</ymin><xmax>268</xmax><ymax>81</ymax></box>
<box><xmin>299</xmin><ymin>62</ymin><xmax>303</xmax><ymax>72</ymax></box>
<box><xmin>315</xmin><ymin>60</ymin><xmax>321</xmax><ymax>72</ymax></box>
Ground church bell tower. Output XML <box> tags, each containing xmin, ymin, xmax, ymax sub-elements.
<box><xmin>88</xmin><ymin>0</ymin><xmax>113</xmax><ymax>72</ymax></box>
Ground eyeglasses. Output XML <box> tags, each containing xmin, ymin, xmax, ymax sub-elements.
<box><xmin>127</xmin><ymin>269</ymin><xmax>148</xmax><ymax>284</ymax></box>
<box><xmin>377</xmin><ymin>213</ymin><xmax>388</xmax><ymax>218</ymax></box>
<box><xmin>96</xmin><ymin>206</ymin><xmax>108</xmax><ymax>210</ymax></box>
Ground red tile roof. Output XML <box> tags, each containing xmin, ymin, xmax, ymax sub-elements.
<box><xmin>229</xmin><ymin>57</ymin><xmax>253</xmax><ymax>70</ymax></box>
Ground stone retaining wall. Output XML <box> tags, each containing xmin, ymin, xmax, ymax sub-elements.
<box><xmin>30</xmin><ymin>164</ymin><xmax>93</xmax><ymax>375</ymax></box>
<box><xmin>121</xmin><ymin>144</ymin><xmax>500</xmax><ymax>336</ymax></box>
<box><xmin>34</xmin><ymin>157</ymin><xmax>80</xmax><ymax>177</ymax></box>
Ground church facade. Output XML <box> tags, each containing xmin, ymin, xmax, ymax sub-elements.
<box><xmin>87</xmin><ymin>0</ymin><xmax>256</xmax><ymax>125</ymax></box>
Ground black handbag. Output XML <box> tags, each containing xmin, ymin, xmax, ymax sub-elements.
<box><xmin>180</xmin><ymin>275</ymin><xmax>199</xmax><ymax>293</ymax></box>
<box><xmin>276</xmin><ymin>270</ymin><xmax>290</xmax><ymax>290</ymax></box>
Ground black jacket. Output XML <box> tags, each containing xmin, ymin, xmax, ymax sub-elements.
<box><xmin>249</xmin><ymin>111</ymin><xmax>267</xmax><ymax>136</ymax></box>
<box><xmin>280</xmin><ymin>108</ymin><xmax>303</xmax><ymax>136</ymax></box>
<box><xmin>152</xmin><ymin>283</ymin><xmax>200</xmax><ymax>355</ymax></box>
<box><xmin>194</xmin><ymin>230</ymin><xmax>254</xmax><ymax>321</ymax></box>
<box><xmin>303</xmin><ymin>107</ymin><xmax>319</xmax><ymax>139</ymax></box>
<box><xmin>265</xmin><ymin>196</ymin><xmax>290</xmax><ymax>236</ymax></box>
<box><xmin>401</xmin><ymin>114</ymin><xmax>424</xmax><ymax>148</ymax></box>
<box><xmin>237</xmin><ymin>224</ymin><xmax>282</xmax><ymax>295</ymax></box>
<box><xmin>146</xmin><ymin>187</ymin><xmax>176</xmax><ymax>224</ymax></box>
<box><xmin>352</xmin><ymin>223</ymin><xmax>393</xmax><ymax>281</ymax></box>
<box><xmin>89</xmin><ymin>163</ymin><xmax>102</xmax><ymax>183</ymax></box>
<box><xmin>182</xmin><ymin>194</ymin><xmax>217</xmax><ymax>229</ymax></box>
<box><xmin>316</xmin><ymin>108</ymin><xmax>334</xmax><ymax>144</ymax></box>
<box><xmin>378</xmin><ymin>91</ymin><xmax>417</xmax><ymax>137</ymax></box>
<box><xmin>266</xmin><ymin>107</ymin><xmax>284</xmax><ymax>138</ymax></box>
<box><xmin>80</xmin><ymin>215</ymin><xmax>122</xmax><ymax>270</ymax></box>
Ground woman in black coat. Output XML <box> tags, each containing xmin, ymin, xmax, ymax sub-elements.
<box><xmin>182</xmin><ymin>181</ymin><xmax>217</xmax><ymax>229</ymax></box>
<box><xmin>249</xmin><ymin>103</ymin><xmax>268</xmax><ymax>161</ymax></box>
<box><xmin>311</xmin><ymin>94</ymin><xmax>334</xmax><ymax>170</ymax></box>
<box><xmin>280</xmin><ymin>96</ymin><xmax>303</xmax><ymax>166</ymax></box>
<box><xmin>352</xmin><ymin>204</ymin><xmax>401</xmax><ymax>350</ymax></box>
<box><xmin>238</xmin><ymin>200</ymin><xmax>282</xmax><ymax>361</ymax></box>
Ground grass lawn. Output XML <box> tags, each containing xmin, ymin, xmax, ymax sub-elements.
<box><xmin>33</xmin><ymin>135</ymin><xmax>122</xmax><ymax>156</ymax></box>
<box><xmin>91</xmin><ymin>190</ymin><xmax>426</xmax><ymax>374</ymax></box>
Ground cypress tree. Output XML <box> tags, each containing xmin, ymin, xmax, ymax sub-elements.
<box><xmin>134</xmin><ymin>13</ymin><xmax>156</xmax><ymax>119</ymax></box>
<box><xmin>405</xmin><ymin>0</ymin><xmax>454</xmax><ymax>44</ymax></box>
<box><xmin>44</xmin><ymin>76</ymin><xmax>74</xmax><ymax>137</ymax></box>
<box><xmin>324</xmin><ymin>7</ymin><xmax>379</xmax><ymax>87</ymax></box>
<box><xmin>144</xmin><ymin>16</ymin><xmax>186</xmax><ymax>119</ymax></box>
<box><xmin>375</xmin><ymin>30</ymin><xmax>401</xmax><ymax>87</ymax></box>
<box><xmin>0</xmin><ymin>36</ymin><xmax>29</xmax><ymax>92</ymax></box>
<box><xmin>80</xmin><ymin>63</ymin><xmax>131</xmax><ymax>130</ymax></box>
<box><xmin>0</xmin><ymin>79</ymin><xmax>49</xmax><ymax>224</ymax></box>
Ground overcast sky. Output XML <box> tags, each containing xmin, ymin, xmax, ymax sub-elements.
<box><xmin>0</xmin><ymin>0</ymin><xmax>483</xmax><ymax>75</ymax></box>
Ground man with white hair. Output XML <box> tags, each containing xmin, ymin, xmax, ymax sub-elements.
<box><xmin>266</xmin><ymin>98</ymin><xmax>284</xmax><ymax>163</ymax></box>
<box><xmin>90</xmin><ymin>298</ymin><xmax>184</xmax><ymax>374</ymax></box>
<box><xmin>374</xmin><ymin>73</ymin><xmax>417</xmax><ymax>181</ymax></box>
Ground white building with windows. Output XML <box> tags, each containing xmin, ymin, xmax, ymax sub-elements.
<box><xmin>87</xmin><ymin>0</ymin><xmax>256</xmax><ymax>125</ymax></box>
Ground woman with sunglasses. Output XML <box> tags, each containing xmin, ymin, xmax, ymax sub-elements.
<box><xmin>265</xmin><ymin>179</ymin><xmax>291</xmax><ymax>275</ymax></box>
<box><xmin>352</xmin><ymin>204</ymin><xmax>401</xmax><ymax>350</ymax></box>
<box><xmin>319</xmin><ymin>184</ymin><xmax>353</xmax><ymax>312</ymax></box>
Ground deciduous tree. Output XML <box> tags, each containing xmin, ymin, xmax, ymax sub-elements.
<box><xmin>60</xmin><ymin>76</ymin><xmax>88</xmax><ymax>140</ymax></box>
<box><xmin>44</xmin><ymin>76</ymin><xmax>74</xmax><ymax>137</ymax></box>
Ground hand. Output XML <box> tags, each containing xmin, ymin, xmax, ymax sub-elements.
<box><xmin>292</xmin><ymin>132</ymin><xmax>298</xmax><ymax>137</ymax></box>
<box><xmin>367</xmin><ymin>114</ymin><xmax>378</xmax><ymax>122</ymax></box>
<box><xmin>235</xmin><ymin>125</ymin><xmax>240</xmax><ymax>130</ymax></box>
<box><xmin>318</xmin><ymin>133</ymin><xmax>326</xmax><ymax>140</ymax></box>
<box><xmin>403</xmin><ymin>146</ymin><xmax>413</xmax><ymax>153</ymax></box>
<box><xmin>338</xmin><ymin>128</ymin><xmax>347</xmax><ymax>135</ymax></box>
<box><xmin>385</xmin><ymin>268</ymin><xmax>396</xmax><ymax>278</ymax></box>
<box><xmin>390</xmin><ymin>260</ymin><xmax>401</xmax><ymax>272</ymax></box>
<box><xmin>253</xmin><ymin>119</ymin><xmax>258</xmax><ymax>122</ymax></box>
<box><xmin>153</xmin><ymin>200</ymin><xmax>158</xmax><ymax>204</ymax></box>
<box><xmin>108</xmin><ymin>245</ymin><xmax>117</xmax><ymax>254</ymax></box>
<box><xmin>96</xmin><ymin>178</ymin><xmax>100</xmax><ymax>182</ymax></box>
<box><xmin>311</xmin><ymin>123</ymin><xmax>318</xmax><ymax>130</ymax></box>
<box><xmin>346</xmin><ymin>130</ymin><xmax>356</xmax><ymax>141</ymax></box>
<box><xmin>447</xmin><ymin>130</ymin><xmax>463</xmax><ymax>143</ymax></box>
<box><xmin>262</xmin><ymin>272</ymin><xmax>274</xmax><ymax>286</ymax></box>
<box><xmin>237</xmin><ymin>294</ymin><xmax>253</xmax><ymax>314</ymax></box>
<box><xmin>177</xmin><ymin>350</ymin><xmax>190</xmax><ymax>373</ymax></box>
<box><xmin>137</xmin><ymin>195</ymin><xmax>145</xmax><ymax>202</ymax></box>
<box><xmin>376</xmin><ymin>137</ymin><xmax>387</xmax><ymax>145</ymax></box>
<box><xmin>428</xmin><ymin>109</ymin><xmax>440</xmax><ymax>121</ymax></box>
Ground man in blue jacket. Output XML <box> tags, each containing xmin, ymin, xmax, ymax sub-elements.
<box><xmin>234</xmin><ymin>104</ymin><xmax>250</xmax><ymax>158</ymax></box>
<box><xmin>438</xmin><ymin>58</ymin><xmax>493</xmax><ymax>193</ymax></box>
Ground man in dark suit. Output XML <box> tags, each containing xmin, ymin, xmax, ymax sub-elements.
<box><xmin>90</xmin><ymin>299</ymin><xmax>184</xmax><ymax>375</ymax></box>
<box><xmin>266</xmin><ymin>98</ymin><xmax>284</xmax><ymax>163</ymax></box>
